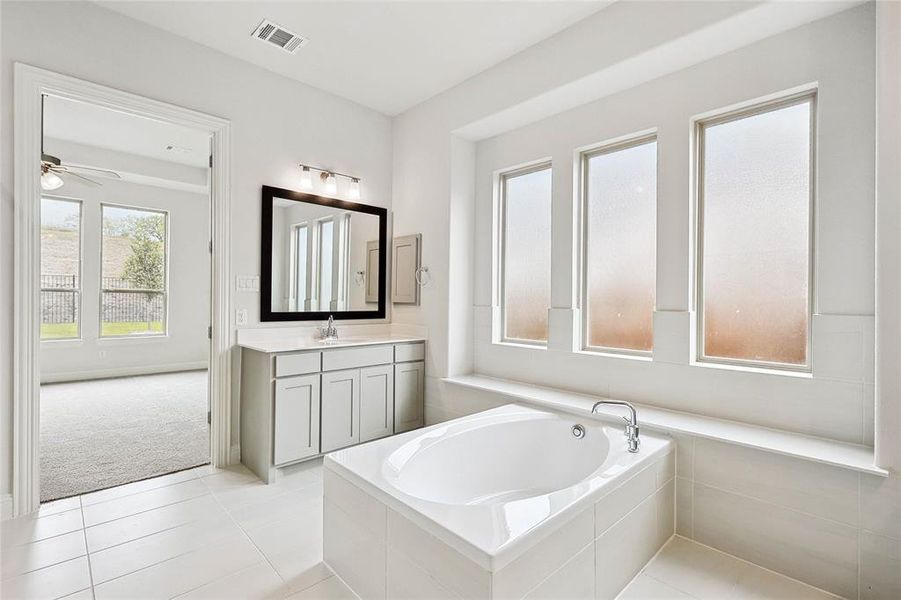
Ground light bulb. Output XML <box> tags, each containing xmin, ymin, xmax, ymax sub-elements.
<box><xmin>348</xmin><ymin>178</ymin><xmax>361</xmax><ymax>200</ymax></box>
<box><xmin>299</xmin><ymin>166</ymin><xmax>313</xmax><ymax>190</ymax></box>
<box><xmin>41</xmin><ymin>170</ymin><xmax>64</xmax><ymax>191</ymax></box>
<box><xmin>325</xmin><ymin>172</ymin><xmax>337</xmax><ymax>194</ymax></box>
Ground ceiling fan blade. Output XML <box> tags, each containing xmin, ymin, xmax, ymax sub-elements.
<box><xmin>60</xmin><ymin>170</ymin><xmax>102</xmax><ymax>187</ymax></box>
<box><xmin>63</xmin><ymin>164</ymin><xmax>121</xmax><ymax>179</ymax></box>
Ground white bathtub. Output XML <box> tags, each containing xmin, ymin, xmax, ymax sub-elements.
<box><xmin>324</xmin><ymin>404</ymin><xmax>675</xmax><ymax>599</ymax></box>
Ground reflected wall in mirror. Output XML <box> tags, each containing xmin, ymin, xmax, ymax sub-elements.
<box><xmin>261</xmin><ymin>185</ymin><xmax>387</xmax><ymax>321</ymax></box>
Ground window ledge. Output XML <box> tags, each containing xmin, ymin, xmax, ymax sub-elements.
<box><xmin>691</xmin><ymin>358</ymin><xmax>813</xmax><ymax>379</ymax></box>
<box><xmin>493</xmin><ymin>340</ymin><xmax>547</xmax><ymax>350</ymax></box>
<box><xmin>97</xmin><ymin>334</ymin><xmax>170</xmax><ymax>344</ymax></box>
<box><xmin>443</xmin><ymin>374</ymin><xmax>887</xmax><ymax>477</ymax></box>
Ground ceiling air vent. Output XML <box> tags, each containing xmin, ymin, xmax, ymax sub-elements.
<box><xmin>252</xmin><ymin>19</ymin><xmax>308</xmax><ymax>54</ymax></box>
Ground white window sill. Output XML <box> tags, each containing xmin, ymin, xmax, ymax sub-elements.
<box><xmin>97</xmin><ymin>334</ymin><xmax>170</xmax><ymax>344</ymax></box>
<box><xmin>443</xmin><ymin>373</ymin><xmax>887</xmax><ymax>477</ymax></box>
<box><xmin>40</xmin><ymin>338</ymin><xmax>83</xmax><ymax>346</ymax></box>
<box><xmin>692</xmin><ymin>358</ymin><xmax>813</xmax><ymax>379</ymax></box>
<box><xmin>574</xmin><ymin>348</ymin><xmax>652</xmax><ymax>362</ymax></box>
<box><xmin>493</xmin><ymin>340</ymin><xmax>548</xmax><ymax>350</ymax></box>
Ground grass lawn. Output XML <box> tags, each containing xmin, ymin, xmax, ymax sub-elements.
<box><xmin>41</xmin><ymin>321</ymin><xmax>164</xmax><ymax>339</ymax></box>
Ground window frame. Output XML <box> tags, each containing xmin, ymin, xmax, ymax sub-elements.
<box><xmin>99</xmin><ymin>202</ymin><xmax>170</xmax><ymax>339</ymax></box>
<box><xmin>495</xmin><ymin>160</ymin><xmax>553</xmax><ymax>347</ymax></box>
<box><xmin>694</xmin><ymin>89</ymin><xmax>817</xmax><ymax>372</ymax></box>
<box><xmin>315</xmin><ymin>216</ymin><xmax>335</xmax><ymax>312</ymax></box>
<box><xmin>578</xmin><ymin>132</ymin><xmax>658</xmax><ymax>357</ymax></box>
<box><xmin>289</xmin><ymin>222</ymin><xmax>309</xmax><ymax>311</ymax></box>
<box><xmin>39</xmin><ymin>195</ymin><xmax>84</xmax><ymax>342</ymax></box>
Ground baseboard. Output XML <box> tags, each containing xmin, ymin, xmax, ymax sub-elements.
<box><xmin>41</xmin><ymin>361</ymin><xmax>209</xmax><ymax>384</ymax></box>
<box><xmin>1</xmin><ymin>494</ymin><xmax>13</xmax><ymax>521</ymax></box>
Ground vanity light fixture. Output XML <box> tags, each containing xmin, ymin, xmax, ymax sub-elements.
<box><xmin>297</xmin><ymin>163</ymin><xmax>361</xmax><ymax>198</ymax></box>
<box><xmin>324</xmin><ymin>172</ymin><xmax>337</xmax><ymax>194</ymax></box>
<box><xmin>348</xmin><ymin>178</ymin><xmax>361</xmax><ymax>200</ymax></box>
<box><xmin>300</xmin><ymin>166</ymin><xmax>313</xmax><ymax>190</ymax></box>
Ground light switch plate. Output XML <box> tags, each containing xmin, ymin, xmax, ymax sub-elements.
<box><xmin>236</xmin><ymin>309</ymin><xmax>248</xmax><ymax>326</ymax></box>
<box><xmin>236</xmin><ymin>275</ymin><xmax>259</xmax><ymax>292</ymax></box>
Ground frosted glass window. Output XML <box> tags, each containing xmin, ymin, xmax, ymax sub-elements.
<box><xmin>294</xmin><ymin>225</ymin><xmax>308</xmax><ymax>309</ymax></box>
<box><xmin>699</xmin><ymin>96</ymin><xmax>813</xmax><ymax>367</ymax></box>
<box><xmin>583</xmin><ymin>138</ymin><xmax>656</xmax><ymax>352</ymax></box>
<box><xmin>318</xmin><ymin>219</ymin><xmax>334</xmax><ymax>310</ymax></box>
<box><xmin>501</xmin><ymin>165</ymin><xmax>552</xmax><ymax>343</ymax></box>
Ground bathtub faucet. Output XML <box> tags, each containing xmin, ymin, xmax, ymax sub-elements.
<box><xmin>591</xmin><ymin>400</ymin><xmax>640</xmax><ymax>453</ymax></box>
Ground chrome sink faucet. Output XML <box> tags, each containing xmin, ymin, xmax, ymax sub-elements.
<box><xmin>591</xmin><ymin>400</ymin><xmax>640</xmax><ymax>453</ymax></box>
<box><xmin>319</xmin><ymin>315</ymin><xmax>338</xmax><ymax>341</ymax></box>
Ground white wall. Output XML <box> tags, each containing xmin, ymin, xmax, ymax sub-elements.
<box><xmin>1</xmin><ymin>0</ymin><xmax>393</xmax><ymax>499</ymax></box>
<box><xmin>39</xmin><ymin>140</ymin><xmax>210</xmax><ymax>382</ymax></box>
<box><xmin>471</xmin><ymin>5</ymin><xmax>875</xmax><ymax>445</ymax></box>
<box><xmin>392</xmin><ymin>2</ymin><xmax>901</xmax><ymax>598</ymax></box>
<box><xmin>390</xmin><ymin>0</ymin><xmax>863</xmax><ymax>423</ymax></box>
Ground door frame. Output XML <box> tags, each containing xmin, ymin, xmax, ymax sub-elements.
<box><xmin>12</xmin><ymin>64</ymin><xmax>233</xmax><ymax>517</ymax></box>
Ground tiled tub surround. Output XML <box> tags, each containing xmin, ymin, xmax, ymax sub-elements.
<box><xmin>437</xmin><ymin>380</ymin><xmax>901</xmax><ymax>599</ymax></box>
<box><xmin>323</xmin><ymin>404</ymin><xmax>675</xmax><ymax>599</ymax></box>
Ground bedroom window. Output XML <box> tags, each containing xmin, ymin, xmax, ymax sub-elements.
<box><xmin>497</xmin><ymin>163</ymin><xmax>552</xmax><ymax>345</ymax></box>
<box><xmin>581</xmin><ymin>134</ymin><xmax>657</xmax><ymax>354</ymax></box>
<box><xmin>100</xmin><ymin>204</ymin><xmax>168</xmax><ymax>337</ymax></box>
<box><xmin>697</xmin><ymin>92</ymin><xmax>815</xmax><ymax>369</ymax></box>
<box><xmin>40</xmin><ymin>197</ymin><xmax>83</xmax><ymax>340</ymax></box>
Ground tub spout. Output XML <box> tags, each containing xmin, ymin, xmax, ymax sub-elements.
<box><xmin>591</xmin><ymin>400</ymin><xmax>640</xmax><ymax>453</ymax></box>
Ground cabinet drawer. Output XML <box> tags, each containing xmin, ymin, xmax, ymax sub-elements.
<box><xmin>275</xmin><ymin>352</ymin><xmax>322</xmax><ymax>378</ymax></box>
<box><xmin>394</xmin><ymin>342</ymin><xmax>424</xmax><ymax>363</ymax></box>
<box><xmin>322</xmin><ymin>345</ymin><xmax>393</xmax><ymax>371</ymax></box>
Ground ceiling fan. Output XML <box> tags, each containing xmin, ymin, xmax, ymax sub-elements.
<box><xmin>40</xmin><ymin>152</ymin><xmax>121</xmax><ymax>191</ymax></box>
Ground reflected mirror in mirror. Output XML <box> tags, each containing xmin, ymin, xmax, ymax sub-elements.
<box><xmin>261</xmin><ymin>186</ymin><xmax>387</xmax><ymax>321</ymax></box>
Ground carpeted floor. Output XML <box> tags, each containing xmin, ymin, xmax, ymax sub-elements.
<box><xmin>40</xmin><ymin>370</ymin><xmax>210</xmax><ymax>501</ymax></box>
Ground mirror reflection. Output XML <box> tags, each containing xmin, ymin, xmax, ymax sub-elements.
<box><xmin>270</xmin><ymin>197</ymin><xmax>380</xmax><ymax>313</ymax></box>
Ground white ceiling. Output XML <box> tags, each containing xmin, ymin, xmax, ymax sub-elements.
<box><xmin>97</xmin><ymin>1</ymin><xmax>610</xmax><ymax>116</ymax></box>
<box><xmin>43</xmin><ymin>95</ymin><xmax>211</xmax><ymax>167</ymax></box>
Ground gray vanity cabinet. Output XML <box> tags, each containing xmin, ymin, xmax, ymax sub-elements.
<box><xmin>240</xmin><ymin>340</ymin><xmax>425</xmax><ymax>483</ymax></box>
<box><xmin>273</xmin><ymin>374</ymin><xmax>320</xmax><ymax>465</ymax></box>
<box><xmin>394</xmin><ymin>361</ymin><xmax>425</xmax><ymax>433</ymax></box>
<box><xmin>320</xmin><ymin>369</ymin><xmax>361</xmax><ymax>453</ymax></box>
<box><xmin>359</xmin><ymin>365</ymin><xmax>395</xmax><ymax>442</ymax></box>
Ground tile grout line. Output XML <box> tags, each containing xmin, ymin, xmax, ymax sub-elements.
<box><xmin>195</xmin><ymin>474</ymin><xmax>293</xmax><ymax>598</ymax></box>
<box><xmin>78</xmin><ymin>496</ymin><xmax>97</xmax><ymax>600</ymax></box>
<box><xmin>81</xmin><ymin>487</ymin><xmax>211</xmax><ymax>530</ymax></box>
<box><xmin>79</xmin><ymin>470</ymin><xmax>202</xmax><ymax>510</ymax></box>
<box><xmin>856</xmin><ymin>472</ymin><xmax>862</xmax><ymax>600</ymax></box>
<box><xmin>671</xmin><ymin>535</ymin><xmax>845</xmax><ymax>599</ymax></box>
<box><xmin>691</xmin><ymin>479</ymin><xmax>860</xmax><ymax>531</ymax></box>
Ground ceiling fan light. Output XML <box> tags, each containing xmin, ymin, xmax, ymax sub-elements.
<box><xmin>299</xmin><ymin>166</ymin><xmax>313</xmax><ymax>190</ymax></box>
<box><xmin>41</xmin><ymin>170</ymin><xmax>64</xmax><ymax>191</ymax></box>
<box><xmin>348</xmin><ymin>178</ymin><xmax>361</xmax><ymax>200</ymax></box>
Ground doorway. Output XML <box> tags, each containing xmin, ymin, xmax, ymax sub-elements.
<box><xmin>38</xmin><ymin>95</ymin><xmax>212</xmax><ymax>501</ymax></box>
<box><xmin>13</xmin><ymin>64</ymin><xmax>232</xmax><ymax>516</ymax></box>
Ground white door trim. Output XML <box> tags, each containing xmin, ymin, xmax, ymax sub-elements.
<box><xmin>12</xmin><ymin>63</ymin><xmax>233</xmax><ymax>517</ymax></box>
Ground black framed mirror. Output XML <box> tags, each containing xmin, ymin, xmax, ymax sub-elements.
<box><xmin>261</xmin><ymin>185</ymin><xmax>388</xmax><ymax>321</ymax></box>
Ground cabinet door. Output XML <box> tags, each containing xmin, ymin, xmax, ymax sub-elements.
<box><xmin>321</xmin><ymin>369</ymin><xmax>361</xmax><ymax>452</ymax></box>
<box><xmin>273</xmin><ymin>374</ymin><xmax>321</xmax><ymax>465</ymax></box>
<box><xmin>394</xmin><ymin>361</ymin><xmax>424</xmax><ymax>434</ymax></box>
<box><xmin>359</xmin><ymin>365</ymin><xmax>394</xmax><ymax>443</ymax></box>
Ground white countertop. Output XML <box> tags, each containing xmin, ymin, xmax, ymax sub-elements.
<box><xmin>444</xmin><ymin>374</ymin><xmax>888</xmax><ymax>477</ymax></box>
<box><xmin>238</xmin><ymin>334</ymin><xmax>425</xmax><ymax>354</ymax></box>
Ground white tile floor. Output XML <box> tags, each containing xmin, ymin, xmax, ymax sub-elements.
<box><xmin>1</xmin><ymin>459</ymin><xmax>840</xmax><ymax>600</ymax></box>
